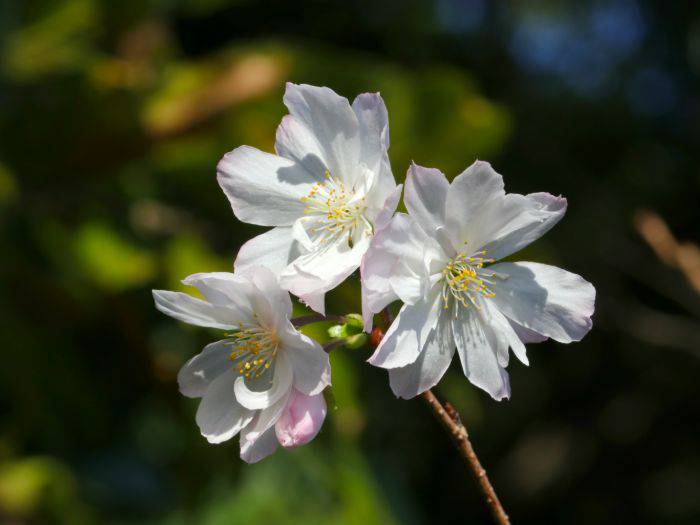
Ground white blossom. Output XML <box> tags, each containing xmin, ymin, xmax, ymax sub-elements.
<box><xmin>152</xmin><ymin>267</ymin><xmax>330</xmax><ymax>462</ymax></box>
<box><xmin>362</xmin><ymin>161</ymin><xmax>595</xmax><ymax>400</ymax></box>
<box><xmin>217</xmin><ymin>83</ymin><xmax>401</xmax><ymax>313</ymax></box>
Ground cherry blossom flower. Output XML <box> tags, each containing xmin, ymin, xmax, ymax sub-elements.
<box><xmin>152</xmin><ymin>267</ymin><xmax>330</xmax><ymax>462</ymax></box>
<box><xmin>217</xmin><ymin>83</ymin><xmax>401</xmax><ymax>313</ymax></box>
<box><xmin>362</xmin><ymin>161</ymin><xmax>596</xmax><ymax>401</ymax></box>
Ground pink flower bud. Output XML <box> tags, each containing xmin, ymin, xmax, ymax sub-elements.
<box><xmin>275</xmin><ymin>389</ymin><xmax>327</xmax><ymax>448</ymax></box>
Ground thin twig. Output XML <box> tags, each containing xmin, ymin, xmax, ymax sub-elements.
<box><xmin>634</xmin><ymin>209</ymin><xmax>700</xmax><ymax>294</ymax></box>
<box><xmin>377</xmin><ymin>307</ymin><xmax>510</xmax><ymax>524</ymax></box>
<box><xmin>421</xmin><ymin>390</ymin><xmax>510</xmax><ymax>525</ymax></box>
<box><xmin>322</xmin><ymin>339</ymin><xmax>345</xmax><ymax>353</ymax></box>
<box><xmin>291</xmin><ymin>313</ymin><xmax>344</xmax><ymax>328</ymax></box>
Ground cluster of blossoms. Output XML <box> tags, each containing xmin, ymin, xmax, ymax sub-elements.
<box><xmin>153</xmin><ymin>83</ymin><xmax>595</xmax><ymax>463</ymax></box>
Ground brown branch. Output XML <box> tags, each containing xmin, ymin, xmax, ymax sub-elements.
<box><xmin>421</xmin><ymin>390</ymin><xmax>510</xmax><ymax>525</ymax></box>
<box><xmin>376</xmin><ymin>307</ymin><xmax>509</xmax><ymax>523</ymax></box>
<box><xmin>291</xmin><ymin>313</ymin><xmax>344</xmax><ymax>328</ymax></box>
<box><xmin>634</xmin><ymin>209</ymin><xmax>700</xmax><ymax>294</ymax></box>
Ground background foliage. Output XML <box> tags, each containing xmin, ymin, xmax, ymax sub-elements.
<box><xmin>1</xmin><ymin>1</ymin><xmax>699</xmax><ymax>523</ymax></box>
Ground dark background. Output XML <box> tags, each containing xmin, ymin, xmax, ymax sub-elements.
<box><xmin>1</xmin><ymin>1</ymin><xmax>699</xmax><ymax>523</ymax></box>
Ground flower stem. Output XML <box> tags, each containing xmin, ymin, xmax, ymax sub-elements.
<box><xmin>291</xmin><ymin>313</ymin><xmax>344</xmax><ymax>328</ymax></box>
<box><xmin>322</xmin><ymin>339</ymin><xmax>345</xmax><ymax>353</ymax></box>
<box><xmin>377</xmin><ymin>307</ymin><xmax>509</xmax><ymax>524</ymax></box>
<box><xmin>420</xmin><ymin>389</ymin><xmax>510</xmax><ymax>525</ymax></box>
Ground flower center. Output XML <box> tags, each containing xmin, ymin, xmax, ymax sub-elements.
<box><xmin>442</xmin><ymin>250</ymin><xmax>497</xmax><ymax>310</ymax></box>
<box><xmin>226</xmin><ymin>325</ymin><xmax>279</xmax><ymax>378</ymax></box>
<box><xmin>300</xmin><ymin>171</ymin><xmax>369</xmax><ymax>244</ymax></box>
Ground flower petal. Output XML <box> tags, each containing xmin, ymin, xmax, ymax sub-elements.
<box><xmin>275</xmin><ymin>390</ymin><xmax>327</xmax><ymax>448</ymax></box>
<box><xmin>248</xmin><ymin>266</ymin><xmax>293</xmax><ymax>329</ymax></box>
<box><xmin>195</xmin><ymin>369</ymin><xmax>254</xmax><ymax>444</ymax></box>
<box><xmin>444</xmin><ymin>160</ymin><xmax>505</xmax><ymax>245</ymax></box>
<box><xmin>152</xmin><ymin>290</ymin><xmax>237</xmax><ymax>330</ymax></box>
<box><xmin>178</xmin><ymin>340</ymin><xmax>233</xmax><ymax>398</ymax></box>
<box><xmin>180</xmin><ymin>272</ymin><xmax>256</xmax><ymax>321</ymax></box>
<box><xmin>388</xmin><ymin>314</ymin><xmax>455</xmax><ymax>399</ymax></box>
<box><xmin>279</xmin><ymin>323</ymin><xmax>331</xmax><ymax>395</ymax></box>
<box><xmin>372</xmin><ymin>183</ymin><xmax>402</xmax><ymax>232</ymax></box>
<box><xmin>464</xmin><ymin>192</ymin><xmax>567</xmax><ymax>261</ymax></box>
<box><xmin>240</xmin><ymin>389</ymin><xmax>292</xmax><ymax>463</ymax></box>
<box><xmin>283</xmin><ymin>83</ymin><xmax>361</xmax><ymax>187</ymax></box>
<box><xmin>234</xmin><ymin>227</ymin><xmax>302</xmax><ymax>275</ymax></box>
<box><xmin>489</xmin><ymin>262</ymin><xmax>595</xmax><ymax>343</ymax></box>
<box><xmin>360</xmin><ymin>213</ymin><xmax>431</xmax><ymax>331</ymax></box>
<box><xmin>351</xmin><ymin>92</ymin><xmax>396</xmax><ymax>208</ymax></box>
<box><xmin>299</xmin><ymin>292</ymin><xmax>325</xmax><ymax>315</ymax></box>
<box><xmin>482</xmin><ymin>299</ymin><xmax>528</xmax><ymax>366</ymax></box>
<box><xmin>275</xmin><ymin>114</ymin><xmax>329</xmax><ymax>179</ymax></box>
<box><xmin>217</xmin><ymin>145</ymin><xmax>317</xmax><ymax>226</ymax></box>
<box><xmin>508</xmin><ymin>319</ymin><xmax>548</xmax><ymax>344</ymax></box>
<box><xmin>279</xmin><ymin>232</ymin><xmax>370</xmax><ymax>299</ymax></box>
<box><xmin>240</xmin><ymin>427</ymin><xmax>279</xmax><ymax>464</ymax></box>
<box><xmin>234</xmin><ymin>351</ymin><xmax>294</xmax><ymax>410</ymax></box>
<box><xmin>404</xmin><ymin>163</ymin><xmax>450</xmax><ymax>234</ymax></box>
<box><xmin>452</xmin><ymin>306</ymin><xmax>511</xmax><ymax>401</ymax></box>
<box><xmin>368</xmin><ymin>287</ymin><xmax>442</xmax><ymax>369</ymax></box>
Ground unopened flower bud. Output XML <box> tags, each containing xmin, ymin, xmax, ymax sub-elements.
<box><xmin>275</xmin><ymin>390</ymin><xmax>327</xmax><ymax>448</ymax></box>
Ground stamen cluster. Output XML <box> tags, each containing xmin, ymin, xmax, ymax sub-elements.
<box><xmin>226</xmin><ymin>324</ymin><xmax>279</xmax><ymax>378</ymax></box>
<box><xmin>442</xmin><ymin>250</ymin><xmax>497</xmax><ymax>310</ymax></box>
<box><xmin>300</xmin><ymin>171</ymin><xmax>368</xmax><ymax>243</ymax></box>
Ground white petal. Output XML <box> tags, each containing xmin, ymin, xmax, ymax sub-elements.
<box><xmin>180</xmin><ymin>272</ymin><xmax>256</xmax><ymax>321</ymax></box>
<box><xmin>367</xmin><ymin>287</ymin><xmax>442</xmax><ymax>369</ymax></box>
<box><xmin>240</xmin><ymin>426</ymin><xmax>279</xmax><ymax>464</ymax></box>
<box><xmin>452</xmin><ymin>307</ymin><xmax>511</xmax><ymax>401</ymax></box>
<box><xmin>152</xmin><ymin>290</ymin><xmax>237</xmax><ymax>330</ymax></box>
<box><xmin>279</xmin><ymin>232</ymin><xmax>369</xmax><ymax>298</ymax></box>
<box><xmin>234</xmin><ymin>351</ymin><xmax>294</xmax><ymax>410</ymax></box>
<box><xmin>489</xmin><ymin>262</ymin><xmax>595</xmax><ymax>343</ymax></box>
<box><xmin>217</xmin><ymin>145</ymin><xmax>317</xmax><ymax>226</ymax></box>
<box><xmin>444</xmin><ymin>160</ymin><xmax>505</xmax><ymax>246</ymax></box>
<box><xmin>279</xmin><ymin>322</ymin><xmax>331</xmax><ymax>395</ymax></box>
<box><xmin>351</xmin><ymin>92</ymin><xmax>395</xmax><ymax>205</ymax></box>
<box><xmin>360</xmin><ymin>213</ymin><xmax>430</xmax><ymax>329</ymax></box>
<box><xmin>508</xmin><ymin>319</ymin><xmax>548</xmax><ymax>344</ymax></box>
<box><xmin>234</xmin><ymin>227</ymin><xmax>302</xmax><ymax>275</ymax></box>
<box><xmin>389</xmin><ymin>314</ymin><xmax>455</xmax><ymax>399</ymax></box>
<box><xmin>299</xmin><ymin>292</ymin><xmax>325</xmax><ymax>315</ymax></box>
<box><xmin>464</xmin><ymin>193</ymin><xmax>567</xmax><ymax>261</ymax></box>
<box><xmin>248</xmin><ymin>266</ymin><xmax>293</xmax><ymax>330</ymax></box>
<box><xmin>482</xmin><ymin>300</ymin><xmax>528</xmax><ymax>366</ymax></box>
<box><xmin>275</xmin><ymin>114</ymin><xmax>329</xmax><ymax>180</ymax></box>
<box><xmin>195</xmin><ymin>370</ymin><xmax>254</xmax><ymax>444</ymax></box>
<box><xmin>283</xmin><ymin>83</ymin><xmax>361</xmax><ymax>186</ymax></box>
<box><xmin>241</xmin><ymin>388</ymin><xmax>291</xmax><ymax>442</ymax></box>
<box><xmin>178</xmin><ymin>340</ymin><xmax>233</xmax><ymax>398</ymax></box>
<box><xmin>372</xmin><ymin>183</ymin><xmax>402</xmax><ymax>232</ymax></box>
<box><xmin>404</xmin><ymin>163</ymin><xmax>450</xmax><ymax>234</ymax></box>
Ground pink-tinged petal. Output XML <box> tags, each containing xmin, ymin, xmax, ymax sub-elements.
<box><xmin>464</xmin><ymin>192</ymin><xmax>568</xmax><ymax>261</ymax></box>
<box><xmin>489</xmin><ymin>262</ymin><xmax>595</xmax><ymax>344</ymax></box>
<box><xmin>275</xmin><ymin>390</ymin><xmax>327</xmax><ymax>448</ymax></box>
<box><xmin>508</xmin><ymin>319</ymin><xmax>548</xmax><ymax>344</ymax></box>
<box><xmin>283</xmin><ymin>83</ymin><xmax>361</xmax><ymax>187</ymax></box>
<box><xmin>404</xmin><ymin>163</ymin><xmax>450</xmax><ymax>234</ymax></box>
<box><xmin>239</xmin><ymin>389</ymin><xmax>292</xmax><ymax>463</ymax></box>
<box><xmin>217</xmin><ymin>145</ymin><xmax>317</xmax><ymax>226</ymax></box>
<box><xmin>368</xmin><ymin>287</ymin><xmax>442</xmax><ymax>369</ymax></box>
